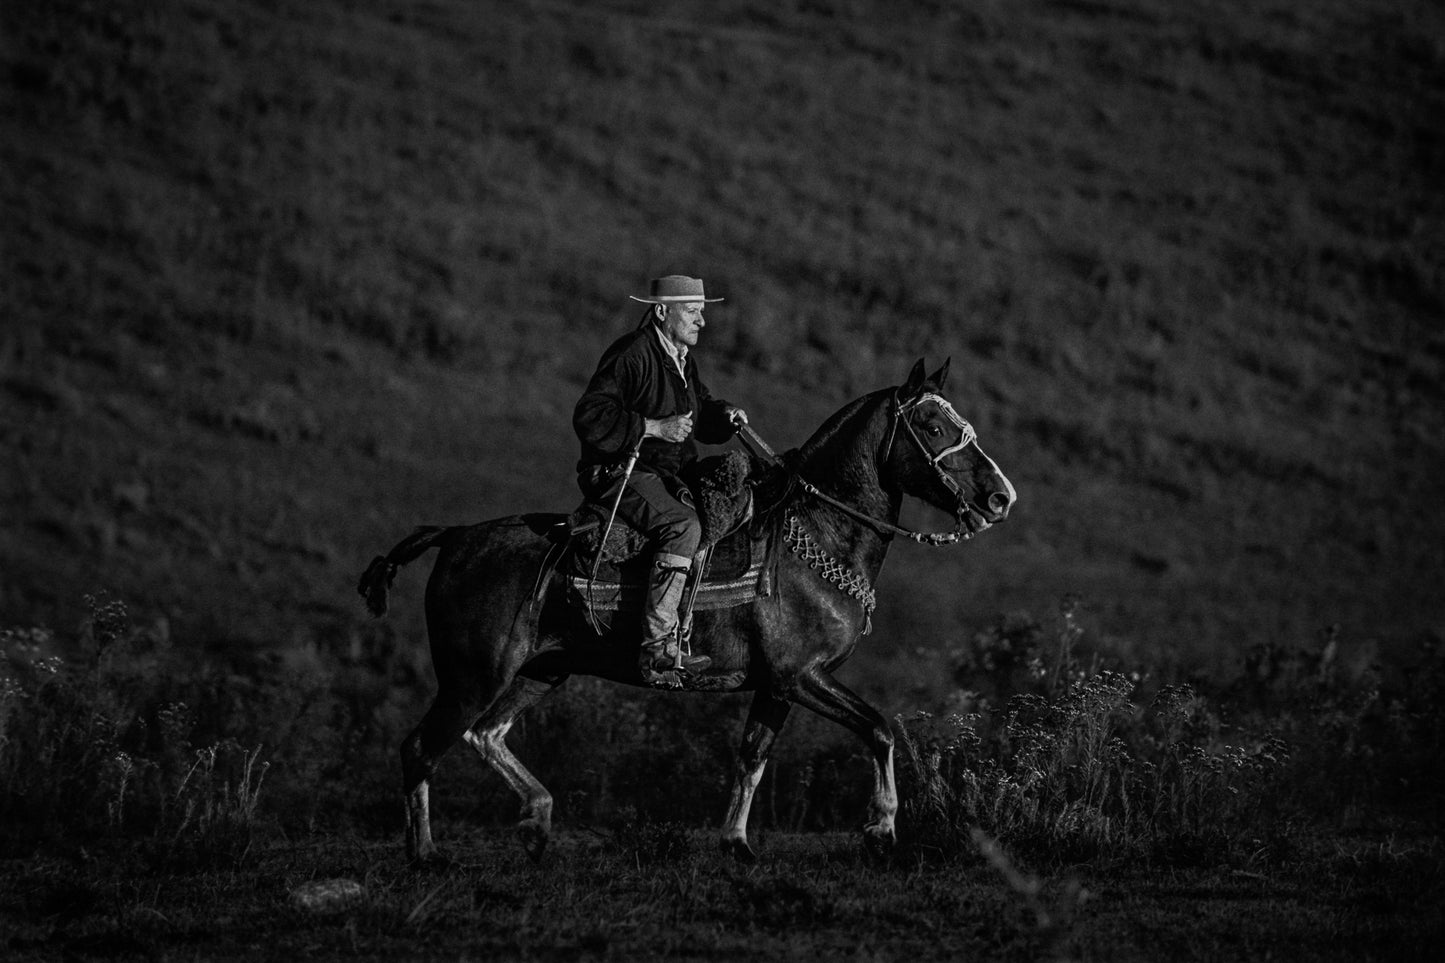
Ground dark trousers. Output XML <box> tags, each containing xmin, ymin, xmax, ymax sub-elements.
<box><xmin>592</xmin><ymin>469</ymin><xmax>701</xmax><ymax>564</ymax></box>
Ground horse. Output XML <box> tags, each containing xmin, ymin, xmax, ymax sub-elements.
<box><xmin>357</xmin><ymin>358</ymin><xmax>1015</xmax><ymax>862</ymax></box>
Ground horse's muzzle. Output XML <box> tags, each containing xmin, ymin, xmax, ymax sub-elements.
<box><xmin>962</xmin><ymin>489</ymin><xmax>1011</xmax><ymax>529</ymax></box>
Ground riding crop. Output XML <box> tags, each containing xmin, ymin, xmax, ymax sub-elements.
<box><xmin>585</xmin><ymin>438</ymin><xmax>644</xmax><ymax>633</ymax></box>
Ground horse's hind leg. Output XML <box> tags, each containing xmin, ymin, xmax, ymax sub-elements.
<box><xmin>462</xmin><ymin>675</ymin><xmax>565</xmax><ymax>861</ymax></box>
<box><xmin>793</xmin><ymin>668</ymin><xmax>898</xmax><ymax>857</ymax></box>
<box><xmin>720</xmin><ymin>691</ymin><xmax>790</xmax><ymax>863</ymax></box>
<box><xmin>401</xmin><ymin>690</ymin><xmax>482</xmax><ymax>863</ymax></box>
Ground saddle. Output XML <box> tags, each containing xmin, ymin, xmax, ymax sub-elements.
<box><xmin>543</xmin><ymin>450</ymin><xmax>786</xmax><ymax>616</ymax></box>
<box><xmin>566</xmin><ymin>450</ymin><xmax>757</xmax><ymax>581</ymax></box>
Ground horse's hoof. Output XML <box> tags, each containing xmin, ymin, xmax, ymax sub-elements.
<box><xmin>720</xmin><ymin>836</ymin><xmax>758</xmax><ymax>864</ymax></box>
<box><xmin>862</xmin><ymin>826</ymin><xmax>896</xmax><ymax>861</ymax></box>
<box><xmin>518</xmin><ymin>820</ymin><xmax>550</xmax><ymax>862</ymax></box>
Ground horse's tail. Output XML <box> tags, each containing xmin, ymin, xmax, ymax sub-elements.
<box><xmin>357</xmin><ymin>526</ymin><xmax>450</xmax><ymax>617</ymax></box>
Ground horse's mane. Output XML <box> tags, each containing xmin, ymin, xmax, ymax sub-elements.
<box><xmin>792</xmin><ymin>388</ymin><xmax>890</xmax><ymax>469</ymax></box>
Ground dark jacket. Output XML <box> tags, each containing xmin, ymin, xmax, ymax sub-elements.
<box><xmin>574</xmin><ymin>323</ymin><xmax>735</xmax><ymax>489</ymax></box>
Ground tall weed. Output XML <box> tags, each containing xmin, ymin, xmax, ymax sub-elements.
<box><xmin>0</xmin><ymin>595</ymin><xmax>268</xmax><ymax>866</ymax></box>
<box><xmin>898</xmin><ymin>676</ymin><xmax>1288</xmax><ymax>865</ymax></box>
<box><xmin>900</xmin><ymin>599</ymin><xmax>1291</xmax><ymax>865</ymax></box>
<box><xmin>902</xmin><ymin>601</ymin><xmax>1443</xmax><ymax>867</ymax></box>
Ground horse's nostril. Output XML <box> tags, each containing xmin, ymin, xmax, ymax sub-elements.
<box><xmin>987</xmin><ymin>491</ymin><xmax>1011</xmax><ymax>517</ymax></box>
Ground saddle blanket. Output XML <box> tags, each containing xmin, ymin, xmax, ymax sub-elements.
<box><xmin>567</xmin><ymin>548</ymin><xmax>769</xmax><ymax>613</ymax></box>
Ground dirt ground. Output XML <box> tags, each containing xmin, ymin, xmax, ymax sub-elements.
<box><xmin>2</xmin><ymin>827</ymin><xmax>1440</xmax><ymax>962</ymax></box>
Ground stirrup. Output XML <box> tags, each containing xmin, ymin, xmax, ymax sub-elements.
<box><xmin>640</xmin><ymin>640</ymin><xmax>711</xmax><ymax>682</ymax></box>
<box><xmin>674</xmin><ymin>650</ymin><xmax>713</xmax><ymax>674</ymax></box>
<box><xmin>641</xmin><ymin>666</ymin><xmax>684</xmax><ymax>690</ymax></box>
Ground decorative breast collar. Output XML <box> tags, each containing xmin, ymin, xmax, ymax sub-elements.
<box><xmin>782</xmin><ymin>508</ymin><xmax>876</xmax><ymax>635</ymax></box>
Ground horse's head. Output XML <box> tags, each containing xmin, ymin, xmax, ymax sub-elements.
<box><xmin>883</xmin><ymin>358</ymin><xmax>1016</xmax><ymax>537</ymax></box>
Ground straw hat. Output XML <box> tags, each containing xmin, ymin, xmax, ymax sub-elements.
<box><xmin>628</xmin><ymin>275</ymin><xmax>724</xmax><ymax>304</ymax></box>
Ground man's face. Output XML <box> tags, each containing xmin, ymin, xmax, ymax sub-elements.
<box><xmin>659</xmin><ymin>301</ymin><xmax>705</xmax><ymax>349</ymax></box>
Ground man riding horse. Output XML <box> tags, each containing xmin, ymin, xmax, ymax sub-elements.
<box><xmin>573</xmin><ymin>275</ymin><xmax>750</xmax><ymax>687</ymax></box>
<box><xmin>362</xmin><ymin>339</ymin><xmax>1015</xmax><ymax>861</ymax></box>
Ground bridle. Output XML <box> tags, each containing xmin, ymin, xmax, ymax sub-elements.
<box><xmin>740</xmin><ymin>388</ymin><xmax>983</xmax><ymax>546</ymax></box>
<box><xmin>883</xmin><ymin>390</ymin><xmax>978</xmax><ymax>503</ymax></box>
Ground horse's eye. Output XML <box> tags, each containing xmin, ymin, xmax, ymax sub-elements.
<box><xmin>927</xmin><ymin>425</ymin><xmax>942</xmax><ymax>436</ymax></box>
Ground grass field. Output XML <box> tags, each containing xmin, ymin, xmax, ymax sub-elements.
<box><xmin>3</xmin><ymin>589</ymin><xmax>1440</xmax><ymax>960</ymax></box>
<box><xmin>2</xmin><ymin>0</ymin><xmax>1443</xmax><ymax>958</ymax></box>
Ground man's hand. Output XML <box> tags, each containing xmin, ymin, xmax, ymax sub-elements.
<box><xmin>646</xmin><ymin>411</ymin><xmax>694</xmax><ymax>443</ymax></box>
<box><xmin>727</xmin><ymin>406</ymin><xmax>750</xmax><ymax>432</ymax></box>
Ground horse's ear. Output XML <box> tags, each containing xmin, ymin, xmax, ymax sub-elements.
<box><xmin>903</xmin><ymin>359</ymin><xmax>927</xmax><ymax>397</ymax></box>
<box><xmin>928</xmin><ymin>357</ymin><xmax>951</xmax><ymax>391</ymax></box>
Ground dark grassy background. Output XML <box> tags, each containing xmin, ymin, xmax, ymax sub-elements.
<box><xmin>3</xmin><ymin>0</ymin><xmax>1443</xmax><ymax>707</ymax></box>
<box><xmin>3</xmin><ymin>4</ymin><xmax>1444</xmax><ymax>959</ymax></box>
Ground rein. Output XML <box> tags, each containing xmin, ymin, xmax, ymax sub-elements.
<box><xmin>736</xmin><ymin>393</ymin><xmax>977</xmax><ymax>546</ymax></box>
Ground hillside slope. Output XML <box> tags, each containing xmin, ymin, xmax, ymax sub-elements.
<box><xmin>3</xmin><ymin>0</ymin><xmax>1442</xmax><ymax>699</ymax></box>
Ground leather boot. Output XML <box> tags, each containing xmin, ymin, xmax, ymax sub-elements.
<box><xmin>640</xmin><ymin>554</ymin><xmax>711</xmax><ymax>686</ymax></box>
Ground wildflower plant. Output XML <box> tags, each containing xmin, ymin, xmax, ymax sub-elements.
<box><xmin>0</xmin><ymin>594</ymin><xmax>269</xmax><ymax>865</ymax></box>
<box><xmin>899</xmin><ymin>601</ymin><xmax>1293</xmax><ymax>866</ymax></box>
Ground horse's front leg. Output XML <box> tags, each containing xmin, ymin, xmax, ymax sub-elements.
<box><xmin>720</xmin><ymin>690</ymin><xmax>790</xmax><ymax>862</ymax></box>
<box><xmin>793</xmin><ymin>668</ymin><xmax>897</xmax><ymax>856</ymax></box>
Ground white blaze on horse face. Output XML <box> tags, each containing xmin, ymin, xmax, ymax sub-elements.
<box><xmin>986</xmin><ymin>449</ymin><xmax>1016</xmax><ymax>510</ymax></box>
<box><xmin>910</xmin><ymin>392</ymin><xmax>1016</xmax><ymax>519</ymax></box>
